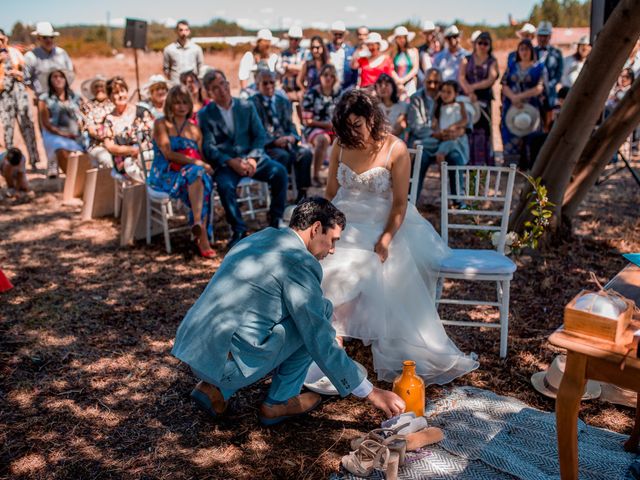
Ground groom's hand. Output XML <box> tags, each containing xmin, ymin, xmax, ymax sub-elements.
<box><xmin>366</xmin><ymin>387</ymin><xmax>406</xmax><ymax>418</ymax></box>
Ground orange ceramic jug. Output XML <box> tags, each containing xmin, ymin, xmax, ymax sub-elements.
<box><xmin>392</xmin><ymin>360</ymin><xmax>425</xmax><ymax>417</ymax></box>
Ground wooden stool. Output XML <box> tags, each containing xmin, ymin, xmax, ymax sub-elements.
<box><xmin>62</xmin><ymin>153</ymin><xmax>91</xmax><ymax>205</ymax></box>
<box><xmin>81</xmin><ymin>168</ymin><xmax>115</xmax><ymax>220</ymax></box>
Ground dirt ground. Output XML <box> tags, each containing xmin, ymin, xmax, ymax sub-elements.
<box><xmin>1</xmin><ymin>50</ymin><xmax>639</xmax><ymax>479</ymax></box>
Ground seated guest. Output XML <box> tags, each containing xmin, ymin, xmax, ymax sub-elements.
<box><xmin>199</xmin><ymin>69</ymin><xmax>288</xmax><ymax>249</ymax></box>
<box><xmin>351</xmin><ymin>32</ymin><xmax>393</xmax><ymax>88</ymax></box>
<box><xmin>80</xmin><ymin>75</ymin><xmax>114</xmax><ymax>168</ymax></box>
<box><xmin>277</xmin><ymin>26</ymin><xmax>308</xmax><ymax>103</ymax></box>
<box><xmin>407</xmin><ymin>68</ymin><xmax>442</xmax><ymax>197</ymax></box>
<box><xmin>172</xmin><ymin>198</ymin><xmax>405</xmax><ymax>425</ymax></box>
<box><xmin>140</xmin><ymin>75</ymin><xmax>169</xmax><ymax>119</ymax></box>
<box><xmin>252</xmin><ymin>70</ymin><xmax>312</xmax><ymax>202</ymax></box>
<box><xmin>179</xmin><ymin>70</ymin><xmax>208</xmax><ymax>122</ymax></box>
<box><xmin>375</xmin><ymin>73</ymin><xmax>407</xmax><ymax>137</ymax></box>
<box><xmin>238</xmin><ymin>29</ymin><xmax>279</xmax><ymax>96</ymax></box>
<box><xmin>37</xmin><ymin>69</ymin><xmax>84</xmax><ymax>178</ymax></box>
<box><xmin>1</xmin><ymin>147</ymin><xmax>31</xmax><ymax>196</ymax></box>
<box><xmin>301</xmin><ymin>64</ymin><xmax>341</xmax><ymax>186</ymax></box>
<box><xmin>606</xmin><ymin>68</ymin><xmax>634</xmax><ymax>114</ymax></box>
<box><xmin>148</xmin><ymin>85</ymin><xmax>215</xmax><ymax>258</ymax></box>
<box><xmin>102</xmin><ymin>76</ymin><xmax>154</xmax><ymax>183</ymax></box>
<box><xmin>297</xmin><ymin>36</ymin><xmax>329</xmax><ymax>93</ymax></box>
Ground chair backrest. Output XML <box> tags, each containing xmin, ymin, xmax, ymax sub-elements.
<box><xmin>440</xmin><ymin>162</ymin><xmax>517</xmax><ymax>253</ymax></box>
<box><xmin>407</xmin><ymin>145</ymin><xmax>424</xmax><ymax>205</ymax></box>
<box><xmin>137</xmin><ymin>130</ymin><xmax>155</xmax><ymax>182</ymax></box>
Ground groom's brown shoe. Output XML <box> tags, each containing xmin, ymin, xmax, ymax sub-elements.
<box><xmin>259</xmin><ymin>392</ymin><xmax>323</xmax><ymax>425</ymax></box>
<box><xmin>190</xmin><ymin>381</ymin><xmax>227</xmax><ymax>418</ymax></box>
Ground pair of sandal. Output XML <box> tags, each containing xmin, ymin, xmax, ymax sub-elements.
<box><xmin>341</xmin><ymin>422</ymin><xmax>445</xmax><ymax>478</ymax></box>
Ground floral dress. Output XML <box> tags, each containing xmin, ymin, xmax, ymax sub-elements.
<box><xmin>103</xmin><ymin>105</ymin><xmax>154</xmax><ymax>178</ymax></box>
<box><xmin>301</xmin><ymin>85</ymin><xmax>340</xmax><ymax>140</ymax></box>
<box><xmin>148</xmin><ymin>135</ymin><xmax>213</xmax><ymax>236</ymax></box>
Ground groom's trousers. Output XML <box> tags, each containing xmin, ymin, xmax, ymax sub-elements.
<box><xmin>191</xmin><ymin>317</ymin><xmax>314</xmax><ymax>403</ymax></box>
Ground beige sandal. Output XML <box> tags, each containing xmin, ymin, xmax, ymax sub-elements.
<box><xmin>349</xmin><ymin>423</ymin><xmax>410</xmax><ymax>465</ymax></box>
<box><xmin>341</xmin><ymin>439</ymin><xmax>390</xmax><ymax>477</ymax></box>
<box><xmin>406</xmin><ymin>426</ymin><xmax>444</xmax><ymax>451</ymax></box>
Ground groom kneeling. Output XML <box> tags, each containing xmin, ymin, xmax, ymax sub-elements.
<box><xmin>172</xmin><ymin>197</ymin><xmax>405</xmax><ymax>424</ymax></box>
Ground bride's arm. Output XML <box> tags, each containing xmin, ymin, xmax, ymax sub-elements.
<box><xmin>325</xmin><ymin>141</ymin><xmax>340</xmax><ymax>201</ymax></box>
<box><xmin>374</xmin><ymin>140</ymin><xmax>410</xmax><ymax>262</ymax></box>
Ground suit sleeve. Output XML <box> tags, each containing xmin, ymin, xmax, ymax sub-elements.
<box><xmin>247</xmin><ymin>102</ymin><xmax>266</xmax><ymax>160</ymax></box>
<box><xmin>282</xmin><ymin>259</ymin><xmax>366</xmax><ymax>397</ymax></box>
<box><xmin>407</xmin><ymin>94</ymin><xmax>432</xmax><ymax>139</ymax></box>
<box><xmin>199</xmin><ymin>108</ymin><xmax>233</xmax><ymax>168</ymax></box>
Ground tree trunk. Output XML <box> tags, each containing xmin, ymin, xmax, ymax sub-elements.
<box><xmin>562</xmin><ymin>75</ymin><xmax>640</xmax><ymax>219</ymax></box>
<box><xmin>509</xmin><ymin>0</ymin><xmax>640</xmax><ymax>233</ymax></box>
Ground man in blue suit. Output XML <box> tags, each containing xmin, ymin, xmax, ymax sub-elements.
<box><xmin>172</xmin><ymin>198</ymin><xmax>405</xmax><ymax>425</ymax></box>
<box><xmin>199</xmin><ymin>69</ymin><xmax>289</xmax><ymax>248</ymax></box>
<box><xmin>251</xmin><ymin>70</ymin><xmax>312</xmax><ymax>202</ymax></box>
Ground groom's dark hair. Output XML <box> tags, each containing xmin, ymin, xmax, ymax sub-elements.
<box><xmin>289</xmin><ymin>197</ymin><xmax>346</xmax><ymax>233</ymax></box>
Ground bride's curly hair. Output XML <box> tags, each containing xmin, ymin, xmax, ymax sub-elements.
<box><xmin>332</xmin><ymin>88</ymin><xmax>389</xmax><ymax>150</ymax></box>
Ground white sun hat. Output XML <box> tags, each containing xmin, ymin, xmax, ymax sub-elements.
<box><xmin>31</xmin><ymin>21</ymin><xmax>60</xmax><ymax>37</ymax></box>
<box><xmin>389</xmin><ymin>25</ymin><xmax>416</xmax><ymax>43</ymax></box>
<box><xmin>517</xmin><ymin>23</ymin><xmax>537</xmax><ymax>38</ymax></box>
<box><xmin>505</xmin><ymin>103</ymin><xmax>541</xmax><ymax>137</ymax></box>
<box><xmin>80</xmin><ymin>74</ymin><xmax>108</xmax><ymax>100</ymax></box>
<box><xmin>531</xmin><ymin>355</ymin><xmax>601</xmax><ymax>400</ymax></box>
<box><xmin>141</xmin><ymin>74</ymin><xmax>170</xmax><ymax>99</ymax></box>
<box><xmin>287</xmin><ymin>26</ymin><xmax>303</xmax><ymax>39</ymax></box>
<box><xmin>422</xmin><ymin>20</ymin><xmax>436</xmax><ymax>32</ymax></box>
<box><xmin>470</xmin><ymin>30</ymin><xmax>482</xmax><ymax>43</ymax></box>
<box><xmin>537</xmin><ymin>21</ymin><xmax>553</xmax><ymax>35</ymax></box>
<box><xmin>443</xmin><ymin>25</ymin><xmax>460</xmax><ymax>38</ymax></box>
<box><xmin>256</xmin><ymin>28</ymin><xmax>276</xmax><ymax>42</ymax></box>
<box><xmin>365</xmin><ymin>32</ymin><xmax>389</xmax><ymax>52</ymax></box>
<box><xmin>331</xmin><ymin>21</ymin><xmax>347</xmax><ymax>32</ymax></box>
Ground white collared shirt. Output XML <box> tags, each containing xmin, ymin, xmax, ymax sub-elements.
<box><xmin>217</xmin><ymin>102</ymin><xmax>234</xmax><ymax>135</ymax></box>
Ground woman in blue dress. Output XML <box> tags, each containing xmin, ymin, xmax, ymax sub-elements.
<box><xmin>148</xmin><ymin>85</ymin><xmax>216</xmax><ymax>258</ymax></box>
<box><xmin>500</xmin><ymin>39</ymin><xmax>545</xmax><ymax>168</ymax></box>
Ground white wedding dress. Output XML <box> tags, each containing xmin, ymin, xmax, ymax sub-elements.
<box><xmin>321</xmin><ymin>140</ymin><xmax>479</xmax><ymax>384</ymax></box>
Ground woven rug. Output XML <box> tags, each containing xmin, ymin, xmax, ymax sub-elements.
<box><xmin>332</xmin><ymin>386</ymin><xmax>637</xmax><ymax>480</ymax></box>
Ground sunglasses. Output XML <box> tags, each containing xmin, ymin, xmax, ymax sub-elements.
<box><xmin>333</xmin><ymin>32</ymin><xmax>344</xmax><ymax>37</ymax></box>
<box><xmin>261</xmin><ymin>80</ymin><xmax>275</xmax><ymax>85</ymax></box>
<box><xmin>311</xmin><ymin>45</ymin><xmax>323</xmax><ymax>50</ymax></box>
<box><xmin>427</xmin><ymin>80</ymin><xmax>440</xmax><ymax>85</ymax></box>
<box><xmin>477</xmin><ymin>41</ymin><xmax>490</xmax><ymax>46</ymax></box>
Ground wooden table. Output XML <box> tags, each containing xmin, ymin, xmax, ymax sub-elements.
<box><xmin>549</xmin><ymin>264</ymin><xmax>640</xmax><ymax>479</ymax></box>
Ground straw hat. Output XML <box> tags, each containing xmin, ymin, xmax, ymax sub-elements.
<box><xmin>531</xmin><ymin>355</ymin><xmax>601</xmax><ymax>400</ymax></box>
<box><xmin>81</xmin><ymin>74</ymin><xmax>107</xmax><ymax>100</ymax></box>
<box><xmin>141</xmin><ymin>74</ymin><xmax>170</xmax><ymax>99</ymax></box>
<box><xmin>31</xmin><ymin>21</ymin><xmax>60</xmax><ymax>37</ymax></box>
<box><xmin>517</xmin><ymin>23</ymin><xmax>537</xmax><ymax>38</ymax></box>
<box><xmin>443</xmin><ymin>25</ymin><xmax>460</xmax><ymax>38</ymax></box>
<box><xmin>505</xmin><ymin>103</ymin><xmax>541</xmax><ymax>136</ymax></box>
<box><xmin>389</xmin><ymin>26</ymin><xmax>416</xmax><ymax>43</ymax></box>
<box><xmin>600</xmin><ymin>383</ymin><xmax>637</xmax><ymax>408</ymax></box>
<box><xmin>365</xmin><ymin>32</ymin><xmax>389</xmax><ymax>52</ymax></box>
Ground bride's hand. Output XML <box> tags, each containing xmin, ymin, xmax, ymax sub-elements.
<box><xmin>374</xmin><ymin>235</ymin><xmax>391</xmax><ymax>263</ymax></box>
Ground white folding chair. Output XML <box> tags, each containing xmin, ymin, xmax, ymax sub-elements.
<box><xmin>407</xmin><ymin>145</ymin><xmax>424</xmax><ymax>205</ymax></box>
<box><xmin>437</xmin><ymin>162</ymin><xmax>518</xmax><ymax>358</ymax></box>
<box><xmin>236</xmin><ymin>177</ymin><xmax>270</xmax><ymax>220</ymax></box>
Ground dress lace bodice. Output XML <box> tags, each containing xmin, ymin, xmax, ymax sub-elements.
<box><xmin>337</xmin><ymin>163</ymin><xmax>392</xmax><ymax>194</ymax></box>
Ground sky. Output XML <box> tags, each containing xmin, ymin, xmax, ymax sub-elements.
<box><xmin>3</xmin><ymin>0</ymin><xmax>543</xmax><ymax>31</ymax></box>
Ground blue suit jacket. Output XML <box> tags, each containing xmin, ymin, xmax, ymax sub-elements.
<box><xmin>249</xmin><ymin>93</ymin><xmax>300</xmax><ymax>147</ymax></box>
<box><xmin>198</xmin><ymin>98</ymin><xmax>267</xmax><ymax>169</ymax></box>
<box><xmin>171</xmin><ymin>227</ymin><xmax>365</xmax><ymax>397</ymax></box>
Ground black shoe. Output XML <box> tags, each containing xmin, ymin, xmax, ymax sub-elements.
<box><xmin>227</xmin><ymin>231</ymin><xmax>248</xmax><ymax>250</ymax></box>
<box><xmin>267</xmin><ymin>213</ymin><xmax>282</xmax><ymax>229</ymax></box>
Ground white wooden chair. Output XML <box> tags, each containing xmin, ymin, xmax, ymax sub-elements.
<box><xmin>407</xmin><ymin>145</ymin><xmax>424</xmax><ymax>205</ymax></box>
<box><xmin>437</xmin><ymin>162</ymin><xmax>518</xmax><ymax>358</ymax></box>
<box><xmin>236</xmin><ymin>177</ymin><xmax>270</xmax><ymax>220</ymax></box>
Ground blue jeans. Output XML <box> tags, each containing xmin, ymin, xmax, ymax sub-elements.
<box><xmin>417</xmin><ymin>148</ymin><xmax>466</xmax><ymax>200</ymax></box>
<box><xmin>192</xmin><ymin>318</ymin><xmax>313</xmax><ymax>403</ymax></box>
<box><xmin>214</xmin><ymin>156</ymin><xmax>288</xmax><ymax>235</ymax></box>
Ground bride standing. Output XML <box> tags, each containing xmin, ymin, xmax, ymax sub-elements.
<box><xmin>322</xmin><ymin>89</ymin><xmax>478</xmax><ymax>384</ymax></box>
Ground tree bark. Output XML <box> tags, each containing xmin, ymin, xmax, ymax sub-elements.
<box><xmin>562</xmin><ymin>75</ymin><xmax>640</xmax><ymax>219</ymax></box>
<box><xmin>509</xmin><ymin>0</ymin><xmax>640</xmax><ymax>233</ymax></box>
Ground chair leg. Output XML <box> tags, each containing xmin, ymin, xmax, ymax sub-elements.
<box><xmin>209</xmin><ymin>195</ymin><xmax>215</xmax><ymax>244</ymax></box>
<box><xmin>161</xmin><ymin>203</ymin><xmax>171</xmax><ymax>254</ymax></box>
<box><xmin>264</xmin><ymin>183</ymin><xmax>271</xmax><ymax>210</ymax></box>
<box><xmin>499</xmin><ymin>279</ymin><xmax>510</xmax><ymax>358</ymax></box>
<box><xmin>146</xmin><ymin>196</ymin><xmax>152</xmax><ymax>245</ymax></box>
<box><xmin>246</xmin><ymin>185</ymin><xmax>256</xmax><ymax>220</ymax></box>
<box><xmin>114</xmin><ymin>181</ymin><xmax>122</xmax><ymax>218</ymax></box>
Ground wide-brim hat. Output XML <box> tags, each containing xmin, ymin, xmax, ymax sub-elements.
<box><xmin>331</xmin><ymin>21</ymin><xmax>347</xmax><ymax>33</ymax></box>
<box><xmin>304</xmin><ymin>360</ymin><xmax>368</xmax><ymax>395</ymax></box>
<box><xmin>600</xmin><ymin>383</ymin><xmax>637</xmax><ymax>408</ymax></box>
<box><xmin>531</xmin><ymin>355</ymin><xmax>601</xmax><ymax>400</ymax></box>
<box><xmin>141</xmin><ymin>74</ymin><xmax>170</xmax><ymax>99</ymax></box>
<box><xmin>505</xmin><ymin>103</ymin><xmax>541</xmax><ymax>136</ymax></box>
<box><xmin>256</xmin><ymin>28</ymin><xmax>277</xmax><ymax>43</ymax></box>
<box><xmin>81</xmin><ymin>74</ymin><xmax>107</xmax><ymax>100</ymax></box>
<box><xmin>422</xmin><ymin>20</ymin><xmax>436</xmax><ymax>32</ymax></box>
<box><xmin>517</xmin><ymin>23</ymin><xmax>537</xmax><ymax>38</ymax></box>
<box><xmin>365</xmin><ymin>32</ymin><xmax>389</xmax><ymax>52</ymax></box>
<box><xmin>389</xmin><ymin>26</ymin><xmax>416</xmax><ymax>43</ymax></box>
<box><xmin>31</xmin><ymin>21</ymin><xmax>60</xmax><ymax>37</ymax></box>
<box><xmin>444</xmin><ymin>25</ymin><xmax>460</xmax><ymax>38</ymax></box>
<box><xmin>38</xmin><ymin>68</ymin><xmax>75</xmax><ymax>91</ymax></box>
<box><xmin>537</xmin><ymin>21</ymin><xmax>553</xmax><ymax>36</ymax></box>
<box><xmin>287</xmin><ymin>26</ymin><xmax>303</xmax><ymax>39</ymax></box>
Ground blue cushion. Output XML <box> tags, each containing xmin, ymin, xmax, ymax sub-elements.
<box><xmin>440</xmin><ymin>249</ymin><xmax>517</xmax><ymax>275</ymax></box>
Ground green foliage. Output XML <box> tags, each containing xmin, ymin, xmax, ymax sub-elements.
<box><xmin>510</xmin><ymin>173</ymin><xmax>555</xmax><ymax>254</ymax></box>
<box><xmin>10</xmin><ymin>22</ymin><xmax>30</xmax><ymax>43</ymax></box>
<box><xmin>529</xmin><ymin>0</ymin><xmax>591</xmax><ymax>27</ymax></box>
